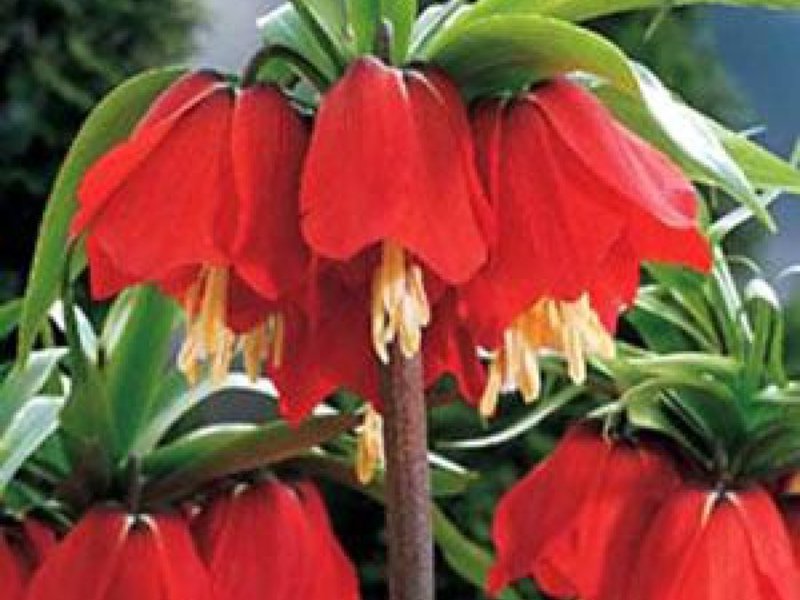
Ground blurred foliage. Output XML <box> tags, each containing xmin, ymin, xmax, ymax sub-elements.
<box><xmin>0</xmin><ymin>0</ymin><xmax>203</xmax><ymax>297</ymax></box>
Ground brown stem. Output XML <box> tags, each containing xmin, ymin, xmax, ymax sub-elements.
<box><xmin>382</xmin><ymin>345</ymin><xmax>435</xmax><ymax>600</ymax></box>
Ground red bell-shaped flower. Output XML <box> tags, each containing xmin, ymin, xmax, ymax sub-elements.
<box><xmin>300</xmin><ymin>56</ymin><xmax>491</xmax><ymax>364</ymax></box>
<box><xmin>463</xmin><ymin>78</ymin><xmax>711</xmax><ymax>415</ymax></box>
<box><xmin>26</xmin><ymin>508</ymin><xmax>214</xmax><ymax>600</ymax></box>
<box><xmin>0</xmin><ymin>518</ymin><xmax>55</xmax><ymax>600</ymax></box>
<box><xmin>193</xmin><ymin>479</ymin><xmax>360</xmax><ymax>600</ymax></box>
<box><xmin>73</xmin><ymin>71</ymin><xmax>309</xmax><ymax>382</ymax></box>
<box><xmin>488</xmin><ymin>426</ymin><xmax>680</xmax><ymax>599</ymax></box>
<box><xmin>628</xmin><ymin>486</ymin><xmax>800</xmax><ymax>600</ymax></box>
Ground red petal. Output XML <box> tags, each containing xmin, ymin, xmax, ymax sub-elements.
<box><xmin>736</xmin><ymin>489</ymin><xmax>800</xmax><ymax>600</ymax></box>
<box><xmin>464</xmin><ymin>97</ymin><xmax>627</xmax><ymax>346</ymax></box>
<box><xmin>532</xmin><ymin>79</ymin><xmax>711</xmax><ymax>271</ymax></box>
<box><xmin>537</xmin><ymin>443</ymin><xmax>679</xmax><ymax>600</ymax></box>
<box><xmin>271</xmin><ymin>268</ymin><xmax>380</xmax><ymax>423</ymax></box>
<box><xmin>296</xmin><ymin>482</ymin><xmax>360</xmax><ymax>600</ymax></box>
<box><xmin>301</xmin><ymin>57</ymin><xmax>489</xmax><ymax>283</ymax></box>
<box><xmin>75</xmin><ymin>89</ymin><xmax>235</xmax><ymax>287</ymax></box>
<box><xmin>487</xmin><ymin>427</ymin><xmax>610</xmax><ymax>595</ymax></box>
<box><xmin>230</xmin><ymin>85</ymin><xmax>310</xmax><ymax>300</ymax></box>
<box><xmin>0</xmin><ymin>532</ymin><xmax>27</xmax><ymax>600</ymax></box>
<box><xmin>423</xmin><ymin>291</ymin><xmax>486</xmax><ymax>404</ymax></box>
<box><xmin>197</xmin><ymin>481</ymin><xmax>312</xmax><ymax>600</ymax></box>
<box><xmin>135</xmin><ymin>71</ymin><xmax>223</xmax><ymax>133</ymax></box>
<box><xmin>152</xmin><ymin>514</ymin><xmax>216</xmax><ymax>600</ymax></box>
<box><xmin>102</xmin><ymin>522</ymin><xmax>165</xmax><ymax>600</ymax></box>
<box><xmin>26</xmin><ymin>508</ymin><xmax>129</xmax><ymax>600</ymax></box>
<box><xmin>629</xmin><ymin>487</ymin><xmax>800</xmax><ymax>600</ymax></box>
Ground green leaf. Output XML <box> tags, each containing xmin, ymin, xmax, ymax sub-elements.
<box><xmin>744</xmin><ymin>278</ymin><xmax>787</xmax><ymax>387</ymax></box>
<box><xmin>105</xmin><ymin>286</ymin><xmax>179</xmax><ymax>458</ymax></box>
<box><xmin>380</xmin><ymin>0</ymin><xmax>417</xmax><ymax>63</ymax></box>
<box><xmin>131</xmin><ymin>374</ymin><xmax>278</xmax><ymax>456</ymax></box>
<box><xmin>48</xmin><ymin>301</ymin><xmax>97</xmax><ymax>360</ymax></box>
<box><xmin>409</xmin><ymin>0</ymin><xmax>465</xmax><ymax>59</ymax></box>
<box><xmin>141</xmin><ymin>413</ymin><xmax>359</xmax><ymax>503</ymax></box>
<box><xmin>433</xmin><ymin>505</ymin><xmax>526</xmax><ymax>599</ymax></box>
<box><xmin>17</xmin><ymin>67</ymin><xmax>184</xmax><ymax>364</ymax></box>
<box><xmin>592</xmin><ymin>78</ymin><xmax>799</xmax><ymax>224</ymax></box>
<box><xmin>0</xmin><ymin>395</ymin><xmax>65</xmax><ymax>495</ymax></box>
<box><xmin>631</xmin><ymin>64</ymin><xmax>769</xmax><ymax>227</ymax></box>
<box><xmin>0</xmin><ymin>349</ymin><xmax>66</xmax><ymax>428</ymax></box>
<box><xmin>258</xmin><ymin>5</ymin><xmax>342</xmax><ymax>86</ymax></box>
<box><xmin>347</xmin><ymin>0</ymin><xmax>380</xmax><ymax>54</ymax></box>
<box><xmin>424</xmin><ymin>15</ymin><xmax>638</xmax><ymax>98</ymax></box>
<box><xmin>466</xmin><ymin>0</ymin><xmax>800</xmax><ymax>23</ymax></box>
<box><xmin>438</xmin><ymin>386</ymin><xmax>585</xmax><ymax>450</ymax></box>
<box><xmin>0</xmin><ymin>299</ymin><xmax>22</xmax><ymax>341</ymax></box>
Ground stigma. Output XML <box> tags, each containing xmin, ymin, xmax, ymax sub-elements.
<box><xmin>479</xmin><ymin>294</ymin><xmax>615</xmax><ymax>417</ymax></box>
<box><xmin>178</xmin><ymin>266</ymin><xmax>285</xmax><ymax>384</ymax></box>
<box><xmin>371</xmin><ymin>241</ymin><xmax>431</xmax><ymax>363</ymax></box>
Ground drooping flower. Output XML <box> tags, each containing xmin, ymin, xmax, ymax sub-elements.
<box><xmin>488</xmin><ymin>426</ymin><xmax>680</xmax><ymax>599</ymax></box>
<box><xmin>72</xmin><ymin>71</ymin><xmax>309</xmax><ymax>382</ymax></box>
<box><xmin>26</xmin><ymin>508</ymin><xmax>214</xmax><ymax>600</ymax></box>
<box><xmin>627</xmin><ymin>486</ymin><xmax>800</xmax><ymax>600</ymax></box>
<box><xmin>299</xmin><ymin>56</ymin><xmax>491</xmax><ymax>364</ymax></box>
<box><xmin>463</xmin><ymin>78</ymin><xmax>712</xmax><ymax>416</ymax></box>
<box><xmin>0</xmin><ymin>518</ymin><xmax>55</xmax><ymax>600</ymax></box>
<box><xmin>193</xmin><ymin>479</ymin><xmax>360</xmax><ymax>600</ymax></box>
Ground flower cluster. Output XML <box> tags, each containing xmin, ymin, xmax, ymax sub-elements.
<box><xmin>489</xmin><ymin>426</ymin><xmax>800</xmax><ymax>600</ymax></box>
<box><xmin>9</xmin><ymin>480</ymin><xmax>358</xmax><ymax>600</ymax></box>
<box><xmin>74</xmin><ymin>58</ymin><xmax>710</xmax><ymax>424</ymax></box>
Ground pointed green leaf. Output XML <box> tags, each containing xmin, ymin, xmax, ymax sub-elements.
<box><xmin>425</xmin><ymin>15</ymin><xmax>638</xmax><ymax>98</ymax></box>
<box><xmin>467</xmin><ymin>0</ymin><xmax>800</xmax><ymax>23</ymax></box>
<box><xmin>0</xmin><ymin>349</ymin><xmax>66</xmax><ymax>429</ymax></box>
<box><xmin>105</xmin><ymin>286</ymin><xmax>179</xmax><ymax>458</ymax></box>
<box><xmin>257</xmin><ymin>4</ymin><xmax>341</xmax><ymax>85</ymax></box>
<box><xmin>141</xmin><ymin>413</ymin><xmax>359</xmax><ymax>503</ymax></box>
<box><xmin>17</xmin><ymin>67</ymin><xmax>184</xmax><ymax>365</ymax></box>
<box><xmin>347</xmin><ymin>0</ymin><xmax>380</xmax><ymax>54</ymax></box>
<box><xmin>0</xmin><ymin>395</ymin><xmax>65</xmax><ymax>494</ymax></box>
<box><xmin>381</xmin><ymin>0</ymin><xmax>417</xmax><ymax>63</ymax></box>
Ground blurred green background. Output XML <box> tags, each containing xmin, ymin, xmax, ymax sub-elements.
<box><xmin>1</xmin><ymin>2</ymin><xmax>798</xmax><ymax>599</ymax></box>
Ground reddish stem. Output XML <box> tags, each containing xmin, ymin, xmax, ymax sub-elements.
<box><xmin>382</xmin><ymin>345</ymin><xmax>435</xmax><ymax>600</ymax></box>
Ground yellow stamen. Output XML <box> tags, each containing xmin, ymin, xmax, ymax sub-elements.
<box><xmin>370</xmin><ymin>241</ymin><xmax>431</xmax><ymax>363</ymax></box>
<box><xmin>355</xmin><ymin>406</ymin><xmax>384</xmax><ymax>484</ymax></box>
<box><xmin>178</xmin><ymin>266</ymin><xmax>287</xmax><ymax>384</ymax></box>
<box><xmin>240</xmin><ymin>314</ymin><xmax>286</xmax><ymax>382</ymax></box>
<box><xmin>480</xmin><ymin>294</ymin><xmax>615</xmax><ymax>417</ymax></box>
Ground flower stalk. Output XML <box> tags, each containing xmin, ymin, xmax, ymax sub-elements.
<box><xmin>382</xmin><ymin>344</ymin><xmax>435</xmax><ymax>600</ymax></box>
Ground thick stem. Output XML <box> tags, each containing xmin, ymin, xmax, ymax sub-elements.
<box><xmin>382</xmin><ymin>345</ymin><xmax>435</xmax><ymax>600</ymax></box>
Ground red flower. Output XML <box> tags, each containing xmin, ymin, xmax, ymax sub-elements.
<box><xmin>270</xmin><ymin>267</ymin><xmax>484</xmax><ymax>425</ymax></box>
<box><xmin>781</xmin><ymin>496</ymin><xmax>800</xmax><ymax>566</ymax></box>
<box><xmin>26</xmin><ymin>508</ymin><xmax>214</xmax><ymax>600</ymax></box>
<box><xmin>72</xmin><ymin>71</ymin><xmax>309</xmax><ymax>382</ymax></box>
<box><xmin>299</xmin><ymin>56</ymin><xmax>491</xmax><ymax>364</ymax></box>
<box><xmin>628</xmin><ymin>486</ymin><xmax>800</xmax><ymax>600</ymax></box>
<box><xmin>0</xmin><ymin>519</ymin><xmax>55</xmax><ymax>600</ymax></box>
<box><xmin>193</xmin><ymin>479</ymin><xmax>360</xmax><ymax>600</ymax></box>
<box><xmin>488</xmin><ymin>426</ymin><xmax>679</xmax><ymax>599</ymax></box>
<box><xmin>463</xmin><ymin>78</ymin><xmax>711</xmax><ymax>415</ymax></box>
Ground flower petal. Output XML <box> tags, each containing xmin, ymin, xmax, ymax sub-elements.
<box><xmin>301</xmin><ymin>57</ymin><xmax>489</xmax><ymax>284</ymax></box>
